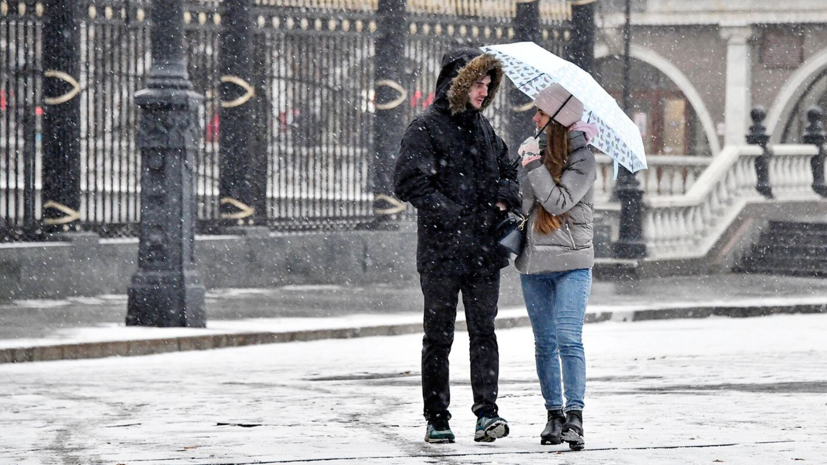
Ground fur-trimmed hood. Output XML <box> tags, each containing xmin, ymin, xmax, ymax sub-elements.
<box><xmin>433</xmin><ymin>48</ymin><xmax>503</xmax><ymax>115</ymax></box>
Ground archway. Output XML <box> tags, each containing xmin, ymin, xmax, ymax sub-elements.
<box><xmin>595</xmin><ymin>45</ymin><xmax>721</xmax><ymax>156</ymax></box>
<box><xmin>767</xmin><ymin>47</ymin><xmax>827</xmax><ymax>143</ymax></box>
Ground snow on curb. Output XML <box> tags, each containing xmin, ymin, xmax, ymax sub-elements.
<box><xmin>1</xmin><ymin>300</ymin><xmax>826</xmax><ymax>364</ymax></box>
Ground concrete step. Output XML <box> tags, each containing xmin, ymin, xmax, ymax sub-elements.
<box><xmin>749</xmin><ymin>244</ymin><xmax>827</xmax><ymax>259</ymax></box>
<box><xmin>768</xmin><ymin>221</ymin><xmax>827</xmax><ymax>235</ymax></box>
<box><xmin>736</xmin><ymin>265</ymin><xmax>827</xmax><ymax>278</ymax></box>
<box><xmin>756</xmin><ymin>232</ymin><xmax>827</xmax><ymax>247</ymax></box>
<box><xmin>739</xmin><ymin>255</ymin><xmax>827</xmax><ymax>273</ymax></box>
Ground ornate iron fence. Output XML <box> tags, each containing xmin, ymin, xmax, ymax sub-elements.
<box><xmin>80</xmin><ymin>0</ymin><xmax>150</xmax><ymax>237</ymax></box>
<box><xmin>1</xmin><ymin>0</ymin><xmax>42</xmax><ymax>241</ymax></box>
<box><xmin>0</xmin><ymin>0</ymin><xmax>572</xmax><ymax>241</ymax></box>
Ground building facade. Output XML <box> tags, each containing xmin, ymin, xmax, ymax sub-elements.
<box><xmin>595</xmin><ymin>0</ymin><xmax>827</xmax><ymax>156</ymax></box>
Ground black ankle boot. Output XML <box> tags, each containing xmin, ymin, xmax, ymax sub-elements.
<box><xmin>561</xmin><ymin>410</ymin><xmax>585</xmax><ymax>450</ymax></box>
<box><xmin>540</xmin><ymin>409</ymin><xmax>565</xmax><ymax>445</ymax></box>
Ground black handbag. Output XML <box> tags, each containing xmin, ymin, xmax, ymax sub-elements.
<box><xmin>495</xmin><ymin>210</ymin><xmax>528</xmax><ymax>258</ymax></box>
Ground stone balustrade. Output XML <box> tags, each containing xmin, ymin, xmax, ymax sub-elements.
<box><xmin>594</xmin><ymin>155</ymin><xmax>712</xmax><ymax>204</ymax></box>
<box><xmin>638</xmin><ymin>145</ymin><xmax>820</xmax><ymax>259</ymax></box>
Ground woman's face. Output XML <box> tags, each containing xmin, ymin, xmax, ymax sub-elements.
<box><xmin>533</xmin><ymin>108</ymin><xmax>551</xmax><ymax>130</ymax></box>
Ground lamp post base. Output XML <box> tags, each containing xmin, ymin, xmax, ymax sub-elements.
<box><xmin>612</xmin><ymin>240</ymin><xmax>647</xmax><ymax>260</ymax></box>
<box><xmin>127</xmin><ymin>270</ymin><xmax>206</xmax><ymax>328</ymax></box>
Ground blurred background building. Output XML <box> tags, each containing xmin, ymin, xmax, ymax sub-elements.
<box><xmin>595</xmin><ymin>0</ymin><xmax>827</xmax><ymax>156</ymax></box>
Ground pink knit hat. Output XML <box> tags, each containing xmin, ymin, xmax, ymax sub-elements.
<box><xmin>534</xmin><ymin>83</ymin><xmax>584</xmax><ymax>127</ymax></box>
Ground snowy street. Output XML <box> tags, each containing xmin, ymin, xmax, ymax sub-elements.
<box><xmin>1</xmin><ymin>313</ymin><xmax>825</xmax><ymax>464</ymax></box>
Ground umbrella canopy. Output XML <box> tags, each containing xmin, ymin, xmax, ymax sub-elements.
<box><xmin>481</xmin><ymin>42</ymin><xmax>647</xmax><ymax>173</ymax></box>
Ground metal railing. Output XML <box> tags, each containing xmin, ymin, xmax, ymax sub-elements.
<box><xmin>1</xmin><ymin>0</ymin><xmax>572</xmax><ymax>240</ymax></box>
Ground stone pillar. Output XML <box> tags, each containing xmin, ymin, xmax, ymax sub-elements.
<box><xmin>372</xmin><ymin>0</ymin><xmax>408</xmax><ymax>222</ymax></box>
<box><xmin>126</xmin><ymin>0</ymin><xmax>206</xmax><ymax>327</ymax></box>
<box><xmin>509</xmin><ymin>0</ymin><xmax>541</xmax><ymax>151</ymax></box>
<box><xmin>567</xmin><ymin>0</ymin><xmax>595</xmax><ymax>74</ymax></box>
<box><xmin>219</xmin><ymin>0</ymin><xmax>265</xmax><ymax>228</ymax></box>
<box><xmin>42</xmin><ymin>0</ymin><xmax>82</xmax><ymax>232</ymax></box>
<box><xmin>720</xmin><ymin>26</ymin><xmax>753</xmax><ymax>147</ymax></box>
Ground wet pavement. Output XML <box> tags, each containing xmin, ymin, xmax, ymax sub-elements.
<box><xmin>1</xmin><ymin>313</ymin><xmax>825</xmax><ymax>464</ymax></box>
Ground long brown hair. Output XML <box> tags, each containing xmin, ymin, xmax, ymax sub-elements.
<box><xmin>535</xmin><ymin>119</ymin><xmax>569</xmax><ymax>234</ymax></box>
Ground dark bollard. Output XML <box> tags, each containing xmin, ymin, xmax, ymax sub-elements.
<box><xmin>802</xmin><ymin>106</ymin><xmax>827</xmax><ymax>198</ymax></box>
<box><xmin>613</xmin><ymin>168</ymin><xmax>648</xmax><ymax>259</ymax></box>
<box><xmin>126</xmin><ymin>0</ymin><xmax>206</xmax><ymax>327</ymax></box>
<box><xmin>746</xmin><ymin>107</ymin><xmax>773</xmax><ymax>199</ymax></box>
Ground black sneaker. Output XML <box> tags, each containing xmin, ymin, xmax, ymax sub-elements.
<box><xmin>540</xmin><ymin>409</ymin><xmax>566</xmax><ymax>445</ymax></box>
<box><xmin>561</xmin><ymin>410</ymin><xmax>585</xmax><ymax>451</ymax></box>
<box><xmin>425</xmin><ymin>416</ymin><xmax>455</xmax><ymax>444</ymax></box>
<box><xmin>474</xmin><ymin>414</ymin><xmax>510</xmax><ymax>443</ymax></box>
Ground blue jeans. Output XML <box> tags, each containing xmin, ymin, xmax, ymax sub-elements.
<box><xmin>520</xmin><ymin>268</ymin><xmax>592</xmax><ymax>412</ymax></box>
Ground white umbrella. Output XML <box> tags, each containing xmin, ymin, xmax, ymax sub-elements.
<box><xmin>482</xmin><ymin>42</ymin><xmax>647</xmax><ymax>173</ymax></box>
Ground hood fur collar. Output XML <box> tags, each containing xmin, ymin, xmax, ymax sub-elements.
<box><xmin>446</xmin><ymin>54</ymin><xmax>503</xmax><ymax>115</ymax></box>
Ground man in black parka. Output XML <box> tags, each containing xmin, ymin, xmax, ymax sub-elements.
<box><xmin>394</xmin><ymin>48</ymin><xmax>520</xmax><ymax>444</ymax></box>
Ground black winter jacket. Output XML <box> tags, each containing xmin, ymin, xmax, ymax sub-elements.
<box><xmin>394</xmin><ymin>49</ymin><xmax>521</xmax><ymax>274</ymax></box>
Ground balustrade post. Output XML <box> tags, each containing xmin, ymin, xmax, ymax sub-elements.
<box><xmin>126</xmin><ymin>0</ymin><xmax>206</xmax><ymax>327</ymax></box>
<box><xmin>508</xmin><ymin>0</ymin><xmax>541</xmax><ymax>152</ymax></box>
<box><xmin>372</xmin><ymin>0</ymin><xmax>408</xmax><ymax>222</ymax></box>
<box><xmin>802</xmin><ymin>106</ymin><xmax>827</xmax><ymax>198</ymax></box>
<box><xmin>746</xmin><ymin>107</ymin><xmax>773</xmax><ymax>199</ymax></box>
<box><xmin>42</xmin><ymin>0</ymin><xmax>82</xmax><ymax>233</ymax></box>
<box><xmin>218</xmin><ymin>0</ymin><xmax>264</xmax><ymax>229</ymax></box>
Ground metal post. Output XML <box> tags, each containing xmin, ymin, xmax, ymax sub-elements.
<box><xmin>127</xmin><ymin>0</ymin><xmax>206</xmax><ymax>327</ymax></box>
<box><xmin>612</xmin><ymin>0</ymin><xmax>647</xmax><ymax>259</ymax></box>
<box><xmin>219</xmin><ymin>0</ymin><xmax>264</xmax><ymax>229</ymax></box>
<box><xmin>802</xmin><ymin>106</ymin><xmax>827</xmax><ymax>198</ymax></box>
<box><xmin>372</xmin><ymin>0</ymin><xmax>408</xmax><ymax>222</ymax></box>
<box><xmin>509</xmin><ymin>0</ymin><xmax>541</xmax><ymax>152</ymax></box>
<box><xmin>42</xmin><ymin>0</ymin><xmax>82</xmax><ymax>233</ymax></box>
<box><xmin>746</xmin><ymin>107</ymin><xmax>773</xmax><ymax>199</ymax></box>
<box><xmin>567</xmin><ymin>0</ymin><xmax>595</xmax><ymax>74</ymax></box>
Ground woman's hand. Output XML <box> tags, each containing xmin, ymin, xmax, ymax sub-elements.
<box><xmin>518</xmin><ymin>137</ymin><xmax>541</xmax><ymax>167</ymax></box>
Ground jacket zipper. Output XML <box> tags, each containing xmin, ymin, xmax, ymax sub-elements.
<box><xmin>564</xmin><ymin>223</ymin><xmax>576</xmax><ymax>249</ymax></box>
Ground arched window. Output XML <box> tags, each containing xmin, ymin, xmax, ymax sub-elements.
<box><xmin>594</xmin><ymin>56</ymin><xmax>712</xmax><ymax>156</ymax></box>
<box><xmin>779</xmin><ymin>69</ymin><xmax>827</xmax><ymax>143</ymax></box>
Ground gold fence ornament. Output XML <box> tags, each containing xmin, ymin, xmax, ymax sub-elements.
<box><xmin>220</xmin><ymin>197</ymin><xmax>255</xmax><ymax>219</ymax></box>
<box><xmin>374</xmin><ymin>194</ymin><xmax>407</xmax><ymax>215</ymax></box>
<box><xmin>42</xmin><ymin>201</ymin><xmax>81</xmax><ymax>225</ymax></box>
<box><xmin>513</xmin><ymin>101</ymin><xmax>535</xmax><ymax>112</ymax></box>
<box><xmin>43</xmin><ymin>70</ymin><xmax>81</xmax><ymax>105</ymax></box>
<box><xmin>374</xmin><ymin>80</ymin><xmax>408</xmax><ymax>111</ymax></box>
<box><xmin>220</xmin><ymin>76</ymin><xmax>256</xmax><ymax>108</ymax></box>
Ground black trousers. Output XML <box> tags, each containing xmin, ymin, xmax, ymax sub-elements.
<box><xmin>420</xmin><ymin>268</ymin><xmax>500</xmax><ymax>421</ymax></box>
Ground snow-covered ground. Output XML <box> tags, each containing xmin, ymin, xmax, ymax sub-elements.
<box><xmin>1</xmin><ymin>314</ymin><xmax>825</xmax><ymax>464</ymax></box>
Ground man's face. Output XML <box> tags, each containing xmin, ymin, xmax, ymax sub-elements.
<box><xmin>468</xmin><ymin>75</ymin><xmax>492</xmax><ymax>110</ymax></box>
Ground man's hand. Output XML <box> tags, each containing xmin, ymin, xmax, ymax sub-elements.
<box><xmin>518</xmin><ymin>137</ymin><xmax>542</xmax><ymax>167</ymax></box>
